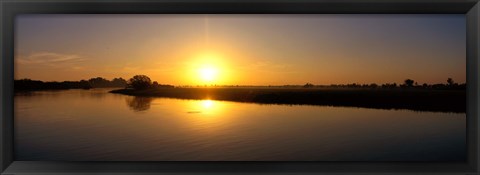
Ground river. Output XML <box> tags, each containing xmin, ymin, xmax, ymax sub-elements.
<box><xmin>14</xmin><ymin>88</ymin><xmax>466</xmax><ymax>161</ymax></box>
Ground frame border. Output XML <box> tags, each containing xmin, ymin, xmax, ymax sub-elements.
<box><xmin>1</xmin><ymin>0</ymin><xmax>479</xmax><ymax>174</ymax></box>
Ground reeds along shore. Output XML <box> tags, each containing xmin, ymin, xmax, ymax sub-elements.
<box><xmin>110</xmin><ymin>87</ymin><xmax>466</xmax><ymax>113</ymax></box>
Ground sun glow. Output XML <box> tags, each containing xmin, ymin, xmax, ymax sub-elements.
<box><xmin>199</xmin><ymin>67</ymin><xmax>218</xmax><ymax>82</ymax></box>
<box><xmin>191</xmin><ymin>51</ymin><xmax>227</xmax><ymax>84</ymax></box>
<box><xmin>183</xmin><ymin>50</ymin><xmax>234</xmax><ymax>85</ymax></box>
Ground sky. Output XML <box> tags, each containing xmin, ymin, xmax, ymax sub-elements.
<box><xmin>15</xmin><ymin>14</ymin><xmax>466</xmax><ymax>86</ymax></box>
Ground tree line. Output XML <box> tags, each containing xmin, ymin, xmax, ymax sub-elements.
<box><xmin>303</xmin><ymin>78</ymin><xmax>466</xmax><ymax>90</ymax></box>
<box><xmin>15</xmin><ymin>75</ymin><xmax>174</xmax><ymax>91</ymax></box>
<box><xmin>15</xmin><ymin>75</ymin><xmax>466</xmax><ymax>91</ymax></box>
<box><xmin>15</xmin><ymin>77</ymin><xmax>128</xmax><ymax>91</ymax></box>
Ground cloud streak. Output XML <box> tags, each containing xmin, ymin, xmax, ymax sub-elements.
<box><xmin>17</xmin><ymin>52</ymin><xmax>86</xmax><ymax>66</ymax></box>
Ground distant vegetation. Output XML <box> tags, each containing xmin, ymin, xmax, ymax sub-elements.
<box><xmin>302</xmin><ymin>78</ymin><xmax>466</xmax><ymax>90</ymax></box>
<box><xmin>111</xmin><ymin>85</ymin><xmax>465</xmax><ymax>113</ymax></box>
<box><xmin>15</xmin><ymin>74</ymin><xmax>466</xmax><ymax>112</ymax></box>
<box><xmin>110</xmin><ymin>75</ymin><xmax>466</xmax><ymax>113</ymax></box>
<box><xmin>14</xmin><ymin>75</ymin><xmax>175</xmax><ymax>91</ymax></box>
<box><xmin>15</xmin><ymin>74</ymin><xmax>466</xmax><ymax>91</ymax></box>
<box><xmin>15</xmin><ymin>77</ymin><xmax>128</xmax><ymax>91</ymax></box>
<box><xmin>127</xmin><ymin>74</ymin><xmax>174</xmax><ymax>90</ymax></box>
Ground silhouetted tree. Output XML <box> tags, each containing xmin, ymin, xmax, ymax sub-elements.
<box><xmin>128</xmin><ymin>75</ymin><xmax>152</xmax><ymax>90</ymax></box>
<box><xmin>422</xmin><ymin>83</ymin><xmax>428</xmax><ymax>88</ymax></box>
<box><xmin>303</xmin><ymin>83</ymin><xmax>314</xmax><ymax>88</ymax></box>
<box><xmin>79</xmin><ymin>80</ymin><xmax>92</xmax><ymax>89</ymax></box>
<box><xmin>111</xmin><ymin>78</ymin><xmax>127</xmax><ymax>87</ymax></box>
<box><xmin>152</xmin><ymin>81</ymin><xmax>159</xmax><ymax>87</ymax></box>
<box><xmin>404</xmin><ymin>79</ymin><xmax>414</xmax><ymax>87</ymax></box>
<box><xmin>88</xmin><ymin>77</ymin><xmax>110</xmax><ymax>88</ymax></box>
<box><xmin>447</xmin><ymin>78</ymin><xmax>455</xmax><ymax>86</ymax></box>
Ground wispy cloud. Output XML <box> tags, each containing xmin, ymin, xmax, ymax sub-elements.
<box><xmin>17</xmin><ymin>52</ymin><xmax>86</xmax><ymax>67</ymax></box>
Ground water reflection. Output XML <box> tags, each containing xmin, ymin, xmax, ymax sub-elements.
<box><xmin>125</xmin><ymin>96</ymin><xmax>154</xmax><ymax>112</ymax></box>
<box><xmin>124</xmin><ymin>96</ymin><xmax>218</xmax><ymax>114</ymax></box>
<box><xmin>187</xmin><ymin>100</ymin><xmax>215</xmax><ymax>114</ymax></box>
<box><xmin>15</xmin><ymin>89</ymin><xmax>466</xmax><ymax>161</ymax></box>
<box><xmin>202</xmin><ymin>100</ymin><xmax>214</xmax><ymax>109</ymax></box>
<box><xmin>80</xmin><ymin>91</ymin><xmax>108</xmax><ymax>99</ymax></box>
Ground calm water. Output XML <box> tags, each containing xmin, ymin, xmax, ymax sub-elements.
<box><xmin>15</xmin><ymin>88</ymin><xmax>466</xmax><ymax>161</ymax></box>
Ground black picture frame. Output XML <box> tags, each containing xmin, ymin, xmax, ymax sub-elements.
<box><xmin>1</xmin><ymin>0</ymin><xmax>479</xmax><ymax>174</ymax></box>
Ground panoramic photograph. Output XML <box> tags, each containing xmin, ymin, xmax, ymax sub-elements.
<box><xmin>14</xmin><ymin>14</ymin><xmax>466</xmax><ymax>161</ymax></box>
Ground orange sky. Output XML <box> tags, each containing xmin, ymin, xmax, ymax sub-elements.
<box><xmin>15</xmin><ymin>14</ymin><xmax>466</xmax><ymax>86</ymax></box>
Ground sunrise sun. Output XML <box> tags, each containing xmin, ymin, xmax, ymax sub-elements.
<box><xmin>190</xmin><ymin>51</ymin><xmax>228</xmax><ymax>85</ymax></box>
<box><xmin>199</xmin><ymin>67</ymin><xmax>218</xmax><ymax>82</ymax></box>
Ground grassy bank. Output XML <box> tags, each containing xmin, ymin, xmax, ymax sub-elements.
<box><xmin>110</xmin><ymin>87</ymin><xmax>466</xmax><ymax>113</ymax></box>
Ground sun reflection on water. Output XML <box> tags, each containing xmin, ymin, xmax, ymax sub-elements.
<box><xmin>202</xmin><ymin>99</ymin><xmax>214</xmax><ymax>109</ymax></box>
<box><xmin>186</xmin><ymin>99</ymin><xmax>222</xmax><ymax>115</ymax></box>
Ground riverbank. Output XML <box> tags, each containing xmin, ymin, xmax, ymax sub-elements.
<box><xmin>110</xmin><ymin>87</ymin><xmax>466</xmax><ymax>113</ymax></box>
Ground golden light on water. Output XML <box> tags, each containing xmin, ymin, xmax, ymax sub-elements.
<box><xmin>186</xmin><ymin>99</ymin><xmax>232</xmax><ymax>134</ymax></box>
<box><xmin>201</xmin><ymin>99</ymin><xmax>214</xmax><ymax>109</ymax></box>
<box><xmin>185</xmin><ymin>99</ymin><xmax>219</xmax><ymax>115</ymax></box>
<box><xmin>189</xmin><ymin>99</ymin><xmax>222</xmax><ymax>117</ymax></box>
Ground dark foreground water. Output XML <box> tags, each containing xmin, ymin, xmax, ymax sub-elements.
<box><xmin>15</xmin><ymin>89</ymin><xmax>466</xmax><ymax>161</ymax></box>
